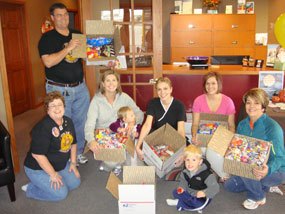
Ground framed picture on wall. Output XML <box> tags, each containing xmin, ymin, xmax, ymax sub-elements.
<box><xmin>258</xmin><ymin>71</ymin><xmax>284</xmax><ymax>98</ymax></box>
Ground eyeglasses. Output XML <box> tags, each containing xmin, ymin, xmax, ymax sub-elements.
<box><xmin>48</xmin><ymin>103</ymin><xmax>64</xmax><ymax>109</ymax></box>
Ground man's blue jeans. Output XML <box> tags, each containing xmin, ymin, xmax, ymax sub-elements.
<box><xmin>46</xmin><ymin>81</ymin><xmax>90</xmax><ymax>154</ymax></box>
<box><xmin>224</xmin><ymin>171</ymin><xmax>285</xmax><ymax>201</ymax></box>
<box><xmin>24</xmin><ymin>163</ymin><xmax>80</xmax><ymax>201</ymax></box>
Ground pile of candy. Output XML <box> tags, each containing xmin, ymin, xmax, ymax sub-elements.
<box><xmin>198</xmin><ymin>122</ymin><xmax>220</xmax><ymax>135</ymax></box>
<box><xmin>86</xmin><ymin>37</ymin><xmax>115</xmax><ymax>59</ymax></box>
<box><xmin>224</xmin><ymin>135</ymin><xmax>270</xmax><ymax>166</ymax></box>
<box><xmin>95</xmin><ymin>129</ymin><xmax>127</xmax><ymax>149</ymax></box>
<box><xmin>150</xmin><ymin>145</ymin><xmax>175</xmax><ymax>161</ymax></box>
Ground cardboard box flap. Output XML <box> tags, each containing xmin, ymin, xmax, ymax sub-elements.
<box><xmin>118</xmin><ymin>185</ymin><xmax>155</xmax><ymax>202</ymax></box>
<box><xmin>123</xmin><ymin>166</ymin><xmax>155</xmax><ymax>184</ymax></box>
<box><xmin>200</xmin><ymin>113</ymin><xmax>229</xmax><ymax>122</ymax></box>
<box><xmin>113</xmin><ymin>27</ymin><xmax>122</xmax><ymax>57</ymax></box>
<box><xmin>207</xmin><ymin>126</ymin><xmax>234</xmax><ymax>155</ymax></box>
<box><xmin>71</xmin><ymin>33</ymin><xmax>87</xmax><ymax>58</ymax></box>
<box><xmin>106</xmin><ymin>172</ymin><xmax>122</xmax><ymax>200</ymax></box>
<box><xmin>163</xmin><ymin>123</ymin><xmax>186</xmax><ymax>151</ymax></box>
<box><xmin>144</xmin><ymin>125</ymin><xmax>165</xmax><ymax>146</ymax></box>
<box><xmin>86</xmin><ymin>20</ymin><xmax>114</xmax><ymax>35</ymax></box>
<box><xmin>125</xmin><ymin>138</ymin><xmax>135</xmax><ymax>158</ymax></box>
<box><xmin>94</xmin><ymin>148</ymin><xmax>126</xmax><ymax>162</ymax></box>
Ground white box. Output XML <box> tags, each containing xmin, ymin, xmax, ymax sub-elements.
<box><xmin>143</xmin><ymin>124</ymin><xmax>186</xmax><ymax>178</ymax></box>
<box><xmin>106</xmin><ymin>166</ymin><xmax>156</xmax><ymax>214</ymax></box>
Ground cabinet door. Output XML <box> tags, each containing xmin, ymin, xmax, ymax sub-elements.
<box><xmin>213</xmin><ymin>48</ymin><xmax>255</xmax><ymax>56</ymax></box>
<box><xmin>171</xmin><ymin>47</ymin><xmax>212</xmax><ymax>62</ymax></box>
<box><xmin>171</xmin><ymin>31</ymin><xmax>212</xmax><ymax>47</ymax></box>
<box><xmin>213</xmin><ymin>14</ymin><xmax>255</xmax><ymax>31</ymax></box>
<box><xmin>171</xmin><ymin>14</ymin><xmax>212</xmax><ymax>31</ymax></box>
<box><xmin>213</xmin><ymin>31</ymin><xmax>255</xmax><ymax>48</ymax></box>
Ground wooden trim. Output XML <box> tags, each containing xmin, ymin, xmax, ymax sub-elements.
<box><xmin>0</xmin><ymin>18</ymin><xmax>20</xmax><ymax>173</ymax></box>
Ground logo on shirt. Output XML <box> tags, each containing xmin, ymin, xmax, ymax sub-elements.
<box><xmin>60</xmin><ymin>132</ymin><xmax>73</xmax><ymax>153</ymax></box>
<box><xmin>63</xmin><ymin>42</ymin><xmax>78</xmax><ymax>63</ymax></box>
<box><xmin>52</xmin><ymin>127</ymin><xmax>60</xmax><ymax>137</ymax></box>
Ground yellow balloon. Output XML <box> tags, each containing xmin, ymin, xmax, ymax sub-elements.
<box><xmin>274</xmin><ymin>13</ymin><xmax>285</xmax><ymax>48</ymax></box>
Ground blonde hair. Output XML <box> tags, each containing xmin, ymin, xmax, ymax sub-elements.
<box><xmin>184</xmin><ymin>145</ymin><xmax>202</xmax><ymax>159</ymax></box>
<box><xmin>242</xmin><ymin>88</ymin><xmax>269</xmax><ymax>112</ymax></box>
<box><xmin>117</xmin><ymin>106</ymin><xmax>132</xmax><ymax>120</ymax></box>
<box><xmin>155</xmin><ymin>77</ymin><xmax>172</xmax><ymax>89</ymax></box>
<box><xmin>99</xmin><ymin>70</ymin><xmax>122</xmax><ymax>94</ymax></box>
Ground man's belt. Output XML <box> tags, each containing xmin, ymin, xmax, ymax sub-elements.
<box><xmin>46</xmin><ymin>80</ymin><xmax>83</xmax><ymax>87</ymax></box>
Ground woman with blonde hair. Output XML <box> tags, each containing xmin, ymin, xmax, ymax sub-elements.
<box><xmin>84</xmin><ymin>70</ymin><xmax>144</xmax><ymax>172</ymax></box>
<box><xmin>136</xmin><ymin>76</ymin><xmax>186</xmax><ymax>161</ymax></box>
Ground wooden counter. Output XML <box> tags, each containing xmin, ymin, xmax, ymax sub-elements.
<box><xmin>162</xmin><ymin>64</ymin><xmax>275</xmax><ymax>75</ymax></box>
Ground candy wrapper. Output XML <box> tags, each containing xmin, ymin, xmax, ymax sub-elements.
<box><xmin>95</xmin><ymin>129</ymin><xmax>127</xmax><ymax>149</ymax></box>
<box><xmin>150</xmin><ymin>145</ymin><xmax>175</xmax><ymax>161</ymax></box>
<box><xmin>224</xmin><ymin>135</ymin><xmax>270</xmax><ymax>167</ymax></box>
<box><xmin>198</xmin><ymin>122</ymin><xmax>220</xmax><ymax>135</ymax></box>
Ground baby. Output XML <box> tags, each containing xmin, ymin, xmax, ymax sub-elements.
<box><xmin>109</xmin><ymin>106</ymin><xmax>142</xmax><ymax>140</ymax></box>
<box><xmin>166</xmin><ymin>145</ymin><xmax>219</xmax><ymax>213</ymax></box>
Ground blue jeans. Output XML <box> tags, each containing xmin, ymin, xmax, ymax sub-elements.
<box><xmin>24</xmin><ymin>163</ymin><xmax>81</xmax><ymax>201</ymax></box>
<box><xmin>46</xmin><ymin>81</ymin><xmax>90</xmax><ymax>154</ymax></box>
<box><xmin>224</xmin><ymin>171</ymin><xmax>285</xmax><ymax>201</ymax></box>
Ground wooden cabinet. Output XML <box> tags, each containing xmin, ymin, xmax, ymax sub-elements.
<box><xmin>170</xmin><ymin>14</ymin><xmax>256</xmax><ymax>63</ymax></box>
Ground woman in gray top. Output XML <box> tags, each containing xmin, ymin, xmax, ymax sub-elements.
<box><xmin>84</xmin><ymin>70</ymin><xmax>144</xmax><ymax>172</ymax></box>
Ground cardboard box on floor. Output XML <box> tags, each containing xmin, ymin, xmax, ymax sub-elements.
<box><xmin>208</xmin><ymin>126</ymin><xmax>271</xmax><ymax>180</ymax></box>
<box><xmin>106</xmin><ymin>166</ymin><xmax>156</xmax><ymax>214</ymax></box>
<box><xmin>94</xmin><ymin>136</ymin><xmax>135</xmax><ymax>163</ymax></box>
<box><xmin>143</xmin><ymin>123</ymin><xmax>186</xmax><ymax>178</ymax></box>
<box><xmin>197</xmin><ymin>113</ymin><xmax>228</xmax><ymax>147</ymax></box>
<box><xmin>71</xmin><ymin>20</ymin><xmax>121</xmax><ymax>62</ymax></box>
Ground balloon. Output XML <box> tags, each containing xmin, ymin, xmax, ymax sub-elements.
<box><xmin>274</xmin><ymin>13</ymin><xmax>285</xmax><ymax>48</ymax></box>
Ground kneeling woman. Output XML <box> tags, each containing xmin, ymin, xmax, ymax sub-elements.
<box><xmin>23</xmin><ymin>91</ymin><xmax>80</xmax><ymax>201</ymax></box>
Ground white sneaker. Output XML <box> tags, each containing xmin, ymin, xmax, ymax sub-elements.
<box><xmin>21</xmin><ymin>184</ymin><xmax>28</xmax><ymax>192</ymax></box>
<box><xmin>166</xmin><ymin>199</ymin><xmax>178</xmax><ymax>206</ymax></box>
<box><xmin>77</xmin><ymin>154</ymin><xmax>88</xmax><ymax>164</ymax></box>
<box><xmin>269</xmin><ymin>186</ymin><xmax>284</xmax><ymax>195</ymax></box>
<box><xmin>243</xmin><ymin>198</ymin><xmax>266</xmax><ymax>210</ymax></box>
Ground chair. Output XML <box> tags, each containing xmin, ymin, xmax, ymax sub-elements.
<box><xmin>0</xmin><ymin>121</ymin><xmax>16</xmax><ymax>202</ymax></box>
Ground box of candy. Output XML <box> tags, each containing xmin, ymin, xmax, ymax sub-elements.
<box><xmin>197</xmin><ymin>113</ymin><xmax>228</xmax><ymax>147</ymax></box>
<box><xmin>71</xmin><ymin>20</ymin><xmax>121</xmax><ymax>62</ymax></box>
<box><xmin>93</xmin><ymin>129</ymin><xmax>134</xmax><ymax>163</ymax></box>
<box><xmin>207</xmin><ymin>126</ymin><xmax>271</xmax><ymax>180</ymax></box>
<box><xmin>142</xmin><ymin>123</ymin><xmax>186</xmax><ymax>178</ymax></box>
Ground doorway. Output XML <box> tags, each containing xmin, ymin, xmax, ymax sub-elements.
<box><xmin>0</xmin><ymin>2</ymin><xmax>31</xmax><ymax>116</ymax></box>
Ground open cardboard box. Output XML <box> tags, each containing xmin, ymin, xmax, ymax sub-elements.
<box><xmin>142</xmin><ymin>123</ymin><xmax>186</xmax><ymax>178</ymax></box>
<box><xmin>106</xmin><ymin>166</ymin><xmax>156</xmax><ymax>214</ymax></box>
<box><xmin>208</xmin><ymin>126</ymin><xmax>271</xmax><ymax>180</ymax></box>
<box><xmin>71</xmin><ymin>20</ymin><xmax>121</xmax><ymax>63</ymax></box>
<box><xmin>197</xmin><ymin>113</ymin><xmax>228</xmax><ymax>147</ymax></box>
<box><xmin>94</xmin><ymin>135</ymin><xmax>135</xmax><ymax>163</ymax></box>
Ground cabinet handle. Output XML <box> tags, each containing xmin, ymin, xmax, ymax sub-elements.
<box><xmin>188</xmin><ymin>24</ymin><xmax>195</xmax><ymax>29</ymax></box>
<box><xmin>231</xmin><ymin>41</ymin><xmax>238</xmax><ymax>45</ymax></box>
<box><xmin>189</xmin><ymin>41</ymin><xmax>195</xmax><ymax>44</ymax></box>
<box><xmin>231</xmin><ymin>24</ymin><xmax>238</xmax><ymax>28</ymax></box>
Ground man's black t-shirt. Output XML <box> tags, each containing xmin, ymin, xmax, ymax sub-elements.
<box><xmin>24</xmin><ymin>115</ymin><xmax>77</xmax><ymax>171</ymax></box>
<box><xmin>146</xmin><ymin>97</ymin><xmax>186</xmax><ymax>132</ymax></box>
<box><xmin>38</xmin><ymin>29</ymin><xmax>83</xmax><ymax>83</ymax></box>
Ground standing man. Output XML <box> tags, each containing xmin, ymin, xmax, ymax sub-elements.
<box><xmin>38</xmin><ymin>3</ymin><xmax>90</xmax><ymax>165</ymax></box>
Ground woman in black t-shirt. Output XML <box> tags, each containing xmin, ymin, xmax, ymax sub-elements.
<box><xmin>135</xmin><ymin>77</ymin><xmax>186</xmax><ymax>161</ymax></box>
<box><xmin>22</xmin><ymin>91</ymin><xmax>80</xmax><ymax>201</ymax></box>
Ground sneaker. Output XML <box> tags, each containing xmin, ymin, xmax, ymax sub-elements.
<box><xmin>113</xmin><ymin>165</ymin><xmax>122</xmax><ymax>176</ymax></box>
<box><xmin>269</xmin><ymin>186</ymin><xmax>284</xmax><ymax>195</ymax></box>
<box><xmin>166</xmin><ymin>199</ymin><xmax>178</xmax><ymax>206</ymax></box>
<box><xmin>21</xmin><ymin>184</ymin><xmax>28</xmax><ymax>192</ymax></box>
<box><xmin>77</xmin><ymin>154</ymin><xmax>88</xmax><ymax>164</ymax></box>
<box><xmin>243</xmin><ymin>198</ymin><xmax>266</xmax><ymax>210</ymax></box>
